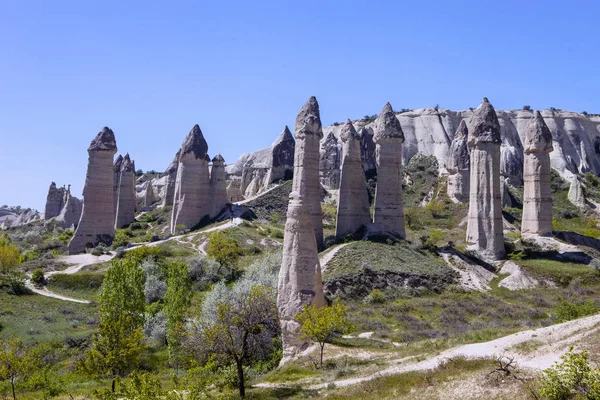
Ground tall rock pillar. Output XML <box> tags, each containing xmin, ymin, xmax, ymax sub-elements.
<box><xmin>466</xmin><ymin>98</ymin><xmax>505</xmax><ymax>260</ymax></box>
<box><xmin>162</xmin><ymin>150</ymin><xmax>180</xmax><ymax>208</ymax></box>
<box><xmin>335</xmin><ymin>120</ymin><xmax>371</xmax><ymax>238</ymax></box>
<box><xmin>113</xmin><ymin>155</ymin><xmax>123</xmax><ymax>213</ymax></box>
<box><xmin>115</xmin><ymin>153</ymin><xmax>136</xmax><ymax>229</ymax></box>
<box><xmin>373</xmin><ymin>103</ymin><xmax>406</xmax><ymax>238</ymax></box>
<box><xmin>522</xmin><ymin>111</ymin><xmax>554</xmax><ymax>236</ymax></box>
<box><xmin>170</xmin><ymin>125</ymin><xmax>210</xmax><ymax>233</ymax></box>
<box><xmin>210</xmin><ymin>154</ymin><xmax>229</xmax><ymax>218</ymax></box>
<box><xmin>446</xmin><ymin>120</ymin><xmax>470</xmax><ymax>203</ymax></box>
<box><xmin>44</xmin><ymin>182</ymin><xmax>65</xmax><ymax>220</ymax></box>
<box><xmin>68</xmin><ymin>127</ymin><xmax>118</xmax><ymax>253</ymax></box>
<box><xmin>292</xmin><ymin>96</ymin><xmax>324</xmax><ymax>248</ymax></box>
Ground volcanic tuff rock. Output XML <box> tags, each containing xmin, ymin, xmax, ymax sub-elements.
<box><xmin>115</xmin><ymin>154</ymin><xmax>136</xmax><ymax>229</ymax></box>
<box><xmin>319</xmin><ymin>132</ymin><xmax>341</xmax><ymax>189</ymax></box>
<box><xmin>446</xmin><ymin>120</ymin><xmax>470</xmax><ymax>203</ymax></box>
<box><xmin>335</xmin><ymin>120</ymin><xmax>371</xmax><ymax>238</ymax></box>
<box><xmin>277</xmin><ymin>191</ymin><xmax>326</xmax><ymax>362</ymax></box>
<box><xmin>162</xmin><ymin>149</ymin><xmax>180</xmax><ymax>207</ymax></box>
<box><xmin>54</xmin><ymin>186</ymin><xmax>82</xmax><ymax>229</ymax></box>
<box><xmin>68</xmin><ymin>127</ymin><xmax>118</xmax><ymax>253</ymax></box>
<box><xmin>522</xmin><ymin>111</ymin><xmax>554</xmax><ymax>236</ymax></box>
<box><xmin>171</xmin><ymin>125</ymin><xmax>210</xmax><ymax>233</ymax></box>
<box><xmin>143</xmin><ymin>180</ymin><xmax>156</xmax><ymax>208</ymax></box>
<box><xmin>44</xmin><ymin>182</ymin><xmax>65</xmax><ymax>220</ymax></box>
<box><xmin>373</xmin><ymin>102</ymin><xmax>406</xmax><ymax>238</ymax></box>
<box><xmin>113</xmin><ymin>154</ymin><xmax>123</xmax><ymax>213</ymax></box>
<box><xmin>292</xmin><ymin>96</ymin><xmax>324</xmax><ymax>248</ymax></box>
<box><xmin>568</xmin><ymin>176</ymin><xmax>587</xmax><ymax>210</ymax></box>
<box><xmin>466</xmin><ymin>99</ymin><xmax>505</xmax><ymax>260</ymax></box>
<box><xmin>210</xmin><ymin>154</ymin><xmax>229</xmax><ymax>218</ymax></box>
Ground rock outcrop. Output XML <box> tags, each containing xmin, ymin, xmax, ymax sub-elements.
<box><xmin>568</xmin><ymin>176</ymin><xmax>587</xmax><ymax>210</ymax></box>
<box><xmin>359</xmin><ymin>127</ymin><xmax>377</xmax><ymax>175</ymax></box>
<box><xmin>292</xmin><ymin>96</ymin><xmax>324</xmax><ymax>248</ymax></box>
<box><xmin>210</xmin><ymin>154</ymin><xmax>229</xmax><ymax>218</ymax></box>
<box><xmin>143</xmin><ymin>180</ymin><xmax>156</xmax><ymax>208</ymax></box>
<box><xmin>44</xmin><ymin>182</ymin><xmax>65</xmax><ymax>220</ymax></box>
<box><xmin>466</xmin><ymin>98</ymin><xmax>505</xmax><ymax>260</ymax></box>
<box><xmin>522</xmin><ymin>111</ymin><xmax>554</xmax><ymax>236</ymax></box>
<box><xmin>266</xmin><ymin>126</ymin><xmax>295</xmax><ymax>184</ymax></box>
<box><xmin>55</xmin><ymin>185</ymin><xmax>82</xmax><ymax>229</ymax></box>
<box><xmin>115</xmin><ymin>154</ymin><xmax>136</xmax><ymax>229</ymax></box>
<box><xmin>335</xmin><ymin>120</ymin><xmax>370</xmax><ymax>238</ymax></box>
<box><xmin>170</xmin><ymin>125</ymin><xmax>210</xmax><ymax>233</ymax></box>
<box><xmin>68</xmin><ymin>127</ymin><xmax>118</xmax><ymax>253</ymax></box>
<box><xmin>162</xmin><ymin>150</ymin><xmax>180</xmax><ymax>207</ymax></box>
<box><xmin>113</xmin><ymin>155</ymin><xmax>123</xmax><ymax>213</ymax></box>
<box><xmin>373</xmin><ymin>103</ymin><xmax>406</xmax><ymax>238</ymax></box>
<box><xmin>319</xmin><ymin>132</ymin><xmax>341</xmax><ymax>189</ymax></box>
<box><xmin>446</xmin><ymin>120</ymin><xmax>470</xmax><ymax>202</ymax></box>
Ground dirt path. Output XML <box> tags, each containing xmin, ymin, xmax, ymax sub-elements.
<box><xmin>319</xmin><ymin>243</ymin><xmax>348</xmax><ymax>273</ymax></box>
<box><xmin>26</xmin><ymin>284</ymin><xmax>91</xmax><ymax>304</ymax></box>
<box><xmin>256</xmin><ymin>313</ymin><xmax>600</xmax><ymax>390</ymax></box>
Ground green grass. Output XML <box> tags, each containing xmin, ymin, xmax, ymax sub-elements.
<box><xmin>46</xmin><ymin>272</ymin><xmax>104</xmax><ymax>301</ymax></box>
<box><xmin>518</xmin><ymin>258</ymin><xmax>599</xmax><ymax>286</ymax></box>
<box><xmin>0</xmin><ymin>291</ymin><xmax>98</xmax><ymax>343</ymax></box>
<box><xmin>244</xmin><ymin>180</ymin><xmax>293</xmax><ymax>222</ymax></box>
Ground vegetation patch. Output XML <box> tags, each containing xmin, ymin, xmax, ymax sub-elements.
<box><xmin>244</xmin><ymin>180</ymin><xmax>292</xmax><ymax>222</ymax></box>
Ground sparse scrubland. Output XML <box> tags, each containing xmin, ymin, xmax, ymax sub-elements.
<box><xmin>2</xmin><ymin>157</ymin><xmax>600</xmax><ymax>399</ymax></box>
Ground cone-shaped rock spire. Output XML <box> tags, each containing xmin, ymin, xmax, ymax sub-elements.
<box><xmin>291</xmin><ymin>96</ymin><xmax>324</xmax><ymax>248</ymax></box>
<box><xmin>115</xmin><ymin>153</ymin><xmax>136</xmax><ymax>229</ymax></box>
<box><xmin>373</xmin><ymin>102</ymin><xmax>406</xmax><ymax>237</ymax></box>
<box><xmin>466</xmin><ymin>98</ymin><xmax>505</xmax><ymax>259</ymax></box>
<box><xmin>171</xmin><ymin>125</ymin><xmax>211</xmax><ymax>233</ymax></box>
<box><xmin>163</xmin><ymin>149</ymin><xmax>181</xmax><ymax>207</ymax></box>
<box><xmin>44</xmin><ymin>182</ymin><xmax>65</xmax><ymax>220</ymax></box>
<box><xmin>335</xmin><ymin>120</ymin><xmax>370</xmax><ymax>238</ymax></box>
<box><xmin>68</xmin><ymin>127</ymin><xmax>118</xmax><ymax>253</ymax></box>
<box><xmin>446</xmin><ymin>120</ymin><xmax>470</xmax><ymax>202</ymax></box>
<box><xmin>319</xmin><ymin>131</ymin><xmax>341</xmax><ymax>188</ymax></box>
<box><xmin>522</xmin><ymin>111</ymin><xmax>554</xmax><ymax>236</ymax></box>
<box><xmin>210</xmin><ymin>154</ymin><xmax>229</xmax><ymax>218</ymax></box>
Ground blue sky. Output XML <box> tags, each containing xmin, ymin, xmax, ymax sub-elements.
<box><xmin>1</xmin><ymin>1</ymin><xmax>599</xmax><ymax>210</ymax></box>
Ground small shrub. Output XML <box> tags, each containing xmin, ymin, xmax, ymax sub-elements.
<box><xmin>31</xmin><ymin>268</ymin><xmax>45</xmax><ymax>286</ymax></box>
<box><xmin>552</xmin><ymin>299</ymin><xmax>599</xmax><ymax>322</ymax></box>
<box><xmin>112</xmin><ymin>229</ymin><xmax>132</xmax><ymax>248</ymax></box>
<box><xmin>522</xmin><ymin>105</ymin><xmax>531</xmax><ymax>111</ymax></box>
<box><xmin>539</xmin><ymin>348</ymin><xmax>600</xmax><ymax>399</ymax></box>
<box><xmin>364</xmin><ymin>289</ymin><xmax>386</xmax><ymax>304</ymax></box>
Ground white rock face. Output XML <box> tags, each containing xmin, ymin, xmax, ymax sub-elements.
<box><xmin>292</xmin><ymin>97</ymin><xmax>324</xmax><ymax>248</ymax></box>
<box><xmin>69</xmin><ymin>127</ymin><xmax>118</xmax><ymax>253</ymax></box>
<box><xmin>568</xmin><ymin>176</ymin><xmax>586</xmax><ymax>210</ymax></box>
<box><xmin>319</xmin><ymin>132</ymin><xmax>341</xmax><ymax>189</ymax></box>
<box><xmin>162</xmin><ymin>150</ymin><xmax>180</xmax><ymax>207</ymax></box>
<box><xmin>54</xmin><ymin>187</ymin><xmax>82</xmax><ymax>229</ymax></box>
<box><xmin>522</xmin><ymin>112</ymin><xmax>554</xmax><ymax>236</ymax></box>
<box><xmin>373</xmin><ymin>103</ymin><xmax>406</xmax><ymax>238</ymax></box>
<box><xmin>446</xmin><ymin>120</ymin><xmax>470</xmax><ymax>202</ymax></box>
<box><xmin>170</xmin><ymin>125</ymin><xmax>211</xmax><ymax>233</ymax></box>
<box><xmin>466</xmin><ymin>99</ymin><xmax>505</xmax><ymax>260</ymax></box>
<box><xmin>335</xmin><ymin>120</ymin><xmax>371</xmax><ymax>238</ymax></box>
<box><xmin>210</xmin><ymin>154</ymin><xmax>229</xmax><ymax>218</ymax></box>
<box><xmin>115</xmin><ymin>154</ymin><xmax>136</xmax><ymax>229</ymax></box>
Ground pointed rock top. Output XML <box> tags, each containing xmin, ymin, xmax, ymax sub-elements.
<box><xmin>454</xmin><ymin>119</ymin><xmax>469</xmax><ymax>141</ymax></box>
<box><xmin>447</xmin><ymin>120</ymin><xmax>470</xmax><ymax>172</ymax></box>
<box><xmin>49</xmin><ymin>182</ymin><xmax>57</xmax><ymax>189</ymax></box>
<box><xmin>89</xmin><ymin>126</ymin><xmax>117</xmax><ymax>152</ymax></box>
<box><xmin>121</xmin><ymin>154</ymin><xmax>134</xmax><ymax>172</ymax></box>
<box><xmin>373</xmin><ymin>102</ymin><xmax>404</xmax><ymax>142</ymax></box>
<box><xmin>204</xmin><ymin>154</ymin><xmax>211</xmax><ymax>162</ymax></box>
<box><xmin>180</xmin><ymin>124</ymin><xmax>209</xmax><ymax>159</ymax></box>
<box><xmin>272</xmin><ymin>125</ymin><xmax>295</xmax><ymax>147</ymax></box>
<box><xmin>340</xmin><ymin>119</ymin><xmax>360</xmax><ymax>142</ymax></box>
<box><xmin>294</xmin><ymin>96</ymin><xmax>323</xmax><ymax>140</ymax></box>
<box><xmin>467</xmin><ymin>97</ymin><xmax>501</xmax><ymax>146</ymax></box>
<box><xmin>165</xmin><ymin>149</ymin><xmax>181</xmax><ymax>174</ymax></box>
<box><xmin>113</xmin><ymin>154</ymin><xmax>124</xmax><ymax>172</ymax></box>
<box><xmin>212</xmin><ymin>154</ymin><xmax>225</xmax><ymax>164</ymax></box>
<box><xmin>524</xmin><ymin>111</ymin><xmax>554</xmax><ymax>153</ymax></box>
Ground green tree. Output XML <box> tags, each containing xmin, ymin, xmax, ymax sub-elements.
<box><xmin>0</xmin><ymin>236</ymin><xmax>21</xmax><ymax>274</ymax></box>
<box><xmin>539</xmin><ymin>348</ymin><xmax>600</xmax><ymax>399</ymax></box>
<box><xmin>206</xmin><ymin>231</ymin><xmax>241</xmax><ymax>279</ymax></box>
<box><xmin>79</xmin><ymin>258</ymin><xmax>146</xmax><ymax>392</ymax></box>
<box><xmin>164</xmin><ymin>261</ymin><xmax>193</xmax><ymax>369</ymax></box>
<box><xmin>297</xmin><ymin>300</ymin><xmax>353</xmax><ymax>367</ymax></box>
<box><xmin>0</xmin><ymin>338</ymin><xmax>39</xmax><ymax>400</ymax></box>
<box><xmin>188</xmin><ymin>285</ymin><xmax>279</xmax><ymax>398</ymax></box>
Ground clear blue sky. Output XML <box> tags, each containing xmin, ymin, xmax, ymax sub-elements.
<box><xmin>2</xmin><ymin>1</ymin><xmax>599</xmax><ymax>210</ymax></box>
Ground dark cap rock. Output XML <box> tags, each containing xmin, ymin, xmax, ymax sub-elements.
<box><xmin>180</xmin><ymin>124</ymin><xmax>209</xmax><ymax>159</ymax></box>
<box><xmin>113</xmin><ymin>154</ymin><xmax>124</xmax><ymax>172</ymax></box>
<box><xmin>373</xmin><ymin>102</ymin><xmax>405</xmax><ymax>142</ymax></box>
<box><xmin>121</xmin><ymin>153</ymin><xmax>134</xmax><ymax>172</ymax></box>
<box><xmin>89</xmin><ymin>126</ymin><xmax>117</xmax><ymax>152</ymax></box>
<box><xmin>340</xmin><ymin>119</ymin><xmax>360</xmax><ymax>142</ymax></box>
<box><xmin>467</xmin><ymin>97</ymin><xmax>501</xmax><ymax>146</ymax></box>
<box><xmin>295</xmin><ymin>96</ymin><xmax>323</xmax><ymax>140</ymax></box>
<box><xmin>524</xmin><ymin>111</ymin><xmax>554</xmax><ymax>153</ymax></box>
<box><xmin>212</xmin><ymin>154</ymin><xmax>225</xmax><ymax>163</ymax></box>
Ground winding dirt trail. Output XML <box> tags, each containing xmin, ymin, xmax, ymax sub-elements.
<box><xmin>256</xmin><ymin>313</ymin><xmax>600</xmax><ymax>390</ymax></box>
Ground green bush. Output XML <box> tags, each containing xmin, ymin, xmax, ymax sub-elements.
<box><xmin>31</xmin><ymin>268</ymin><xmax>45</xmax><ymax>286</ymax></box>
<box><xmin>48</xmin><ymin>273</ymin><xmax>104</xmax><ymax>291</ymax></box>
<box><xmin>112</xmin><ymin>229</ymin><xmax>132</xmax><ymax>248</ymax></box>
<box><xmin>539</xmin><ymin>348</ymin><xmax>600</xmax><ymax>399</ymax></box>
<box><xmin>553</xmin><ymin>299</ymin><xmax>599</xmax><ymax>323</ymax></box>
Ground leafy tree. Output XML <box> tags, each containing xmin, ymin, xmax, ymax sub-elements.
<box><xmin>0</xmin><ymin>338</ymin><xmax>39</xmax><ymax>400</ymax></box>
<box><xmin>539</xmin><ymin>348</ymin><xmax>600</xmax><ymax>399</ymax></box>
<box><xmin>297</xmin><ymin>300</ymin><xmax>353</xmax><ymax>367</ymax></box>
<box><xmin>112</xmin><ymin>229</ymin><xmax>132</xmax><ymax>248</ymax></box>
<box><xmin>206</xmin><ymin>231</ymin><xmax>242</xmax><ymax>279</ymax></box>
<box><xmin>0</xmin><ymin>236</ymin><xmax>21</xmax><ymax>274</ymax></box>
<box><xmin>79</xmin><ymin>258</ymin><xmax>146</xmax><ymax>392</ymax></box>
<box><xmin>522</xmin><ymin>105</ymin><xmax>531</xmax><ymax>111</ymax></box>
<box><xmin>164</xmin><ymin>261</ymin><xmax>193</xmax><ymax>369</ymax></box>
<box><xmin>188</xmin><ymin>285</ymin><xmax>279</xmax><ymax>398</ymax></box>
<box><xmin>31</xmin><ymin>269</ymin><xmax>44</xmax><ymax>286</ymax></box>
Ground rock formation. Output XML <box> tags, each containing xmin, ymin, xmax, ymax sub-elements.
<box><xmin>210</xmin><ymin>154</ymin><xmax>228</xmax><ymax>218</ymax></box>
<box><xmin>522</xmin><ymin>111</ymin><xmax>554</xmax><ymax>236</ymax></box>
<box><xmin>44</xmin><ymin>182</ymin><xmax>65</xmax><ymax>220</ymax></box>
<box><xmin>115</xmin><ymin>154</ymin><xmax>136</xmax><ymax>229</ymax></box>
<box><xmin>335</xmin><ymin>120</ymin><xmax>370</xmax><ymax>238</ymax></box>
<box><xmin>68</xmin><ymin>127</ymin><xmax>118</xmax><ymax>253</ymax></box>
<box><xmin>373</xmin><ymin>102</ymin><xmax>406</xmax><ymax>238</ymax></box>
<box><xmin>277</xmin><ymin>190</ymin><xmax>326</xmax><ymax>362</ymax></box>
<box><xmin>170</xmin><ymin>125</ymin><xmax>210</xmax><ymax>233</ymax></box>
<box><xmin>446</xmin><ymin>120</ymin><xmax>470</xmax><ymax>203</ymax></box>
<box><xmin>359</xmin><ymin>127</ymin><xmax>377</xmax><ymax>175</ymax></box>
<box><xmin>292</xmin><ymin>96</ymin><xmax>324</xmax><ymax>248</ymax></box>
<box><xmin>319</xmin><ymin>132</ymin><xmax>341</xmax><ymax>189</ymax></box>
<box><xmin>568</xmin><ymin>176</ymin><xmax>586</xmax><ymax>210</ymax></box>
<box><xmin>143</xmin><ymin>181</ymin><xmax>156</xmax><ymax>208</ymax></box>
<box><xmin>466</xmin><ymin>98</ymin><xmax>505</xmax><ymax>260</ymax></box>
<box><xmin>266</xmin><ymin>126</ymin><xmax>295</xmax><ymax>184</ymax></box>
<box><xmin>55</xmin><ymin>185</ymin><xmax>82</xmax><ymax>229</ymax></box>
<box><xmin>162</xmin><ymin>150</ymin><xmax>180</xmax><ymax>207</ymax></box>
<box><xmin>113</xmin><ymin>154</ymin><xmax>123</xmax><ymax>213</ymax></box>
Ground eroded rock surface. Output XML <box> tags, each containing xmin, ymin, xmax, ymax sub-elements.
<box><xmin>446</xmin><ymin>120</ymin><xmax>470</xmax><ymax>202</ymax></box>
